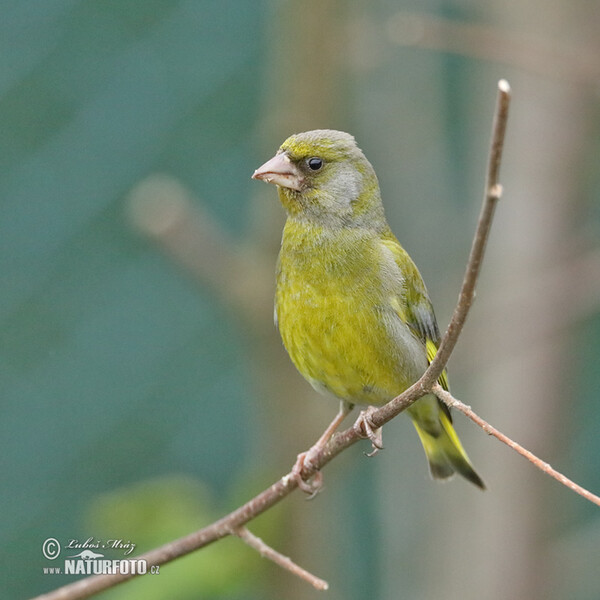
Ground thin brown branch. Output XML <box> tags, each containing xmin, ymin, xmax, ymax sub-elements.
<box><xmin>30</xmin><ymin>78</ymin><xmax>512</xmax><ymax>600</ymax></box>
<box><xmin>233</xmin><ymin>527</ymin><xmax>329</xmax><ymax>591</ymax></box>
<box><xmin>29</xmin><ymin>78</ymin><xmax>512</xmax><ymax>600</ymax></box>
<box><xmin>433</xmin><ymin>383</ymin><xmax>600</xmax><ymax>507</ymax></box>
<box><xmin>36</xmin><ymin>80</ymin><xmax>600</xmax><ymax>600</ymax></box>
<box><xmin>391</xmin><ymin>79</ymin><xmax>510</xmax><ymax>403</ymax></box>
<box><xmin>32</xmin><ymin>476</ymin><xmax>298</xmax><ymax>600</ymax></box>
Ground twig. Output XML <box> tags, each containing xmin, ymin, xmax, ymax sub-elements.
<box><xmin>233</xmin><ymin>527</ymin><xmax>329</xmax><ymax>591</ymax></box>
<box><xmin>433</xmin><ymin>383</ymin><xmax>600</xmax><ymax>507</ymax></box>
<box><xmin>421</xmin><ymin>79</ymin><xmax>510</xmax><ymax>389</ymax></box>
<box><xmin>28</xmin><ymin>77</ymin><xmax>513</xmax><ymax>600</ymax></box>
<box><xmin>34</xmin><ymin>80</ymin><xmax>598</xmax><ymax>600</ymax></box>
<box><xmin>369</xmin><ymin>78</ymin><xmax>511</xmax><ymax>430</ymax></box>
<box><xmin>28</xmin><ymin>77</ymin><xmax>514</xmax><ymax>600</ymax></box>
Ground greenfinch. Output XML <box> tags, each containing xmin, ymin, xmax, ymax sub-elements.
<box><xmin>252</xmin><ymin>129</ymin><xmax>484</xmax><ymax>489</ymax></box>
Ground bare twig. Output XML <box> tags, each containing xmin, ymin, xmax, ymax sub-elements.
<box><xmin>368</xmin><ymin>78</ymin><xmax>511</xmax><ymax>431</ymax></box>
<box><xmin>32</xmin><ymin>80</ymin><xmax>598</xmax><ymax>600</ymax></box>
<box><xmin>433</xmin><ymin>383</ymin><xmax>600</xmax><ymax>507</ymax></box>
<box><xmin>233</xmin><ymin>527</ymin><xmax>329</xmax><ymax>591</ymax></box>
<box><xmin>419</xmin><ymin>79</ymin><xmax>510</xmax><ymax>390</ymax></box>
<box><xmin>29</xmin><ymin>77</ymin><xmax>514</xmax><ymax>600</ymax></box>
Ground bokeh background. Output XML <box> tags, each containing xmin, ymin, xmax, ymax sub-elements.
<box><xmin>4</xmin><ymin>1</ymin><xmax>600</xmax><ymax>599</ymax></box>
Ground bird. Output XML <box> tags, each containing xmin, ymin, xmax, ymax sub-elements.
<box><xmin>252</xmin><ymin>129</ymin><xmax>484</xmax><ymax>491</ymax></box>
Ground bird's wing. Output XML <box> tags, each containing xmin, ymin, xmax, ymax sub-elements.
<box><xmin>380</xmin><ymin>234</ymin><xmax>450</xmax><ymax>393</ymax></box>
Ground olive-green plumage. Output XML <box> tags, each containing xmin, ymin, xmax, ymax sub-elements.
<box><xmin>253</xmin><ymin>129</ymin><xmax>484</xmax><ymax>489</ymax></box>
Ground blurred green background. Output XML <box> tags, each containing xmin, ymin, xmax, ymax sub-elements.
<box><xmin>3</xmin><ymin>1</ymin><xmax>600</xmax><ymax>599</ymax></box>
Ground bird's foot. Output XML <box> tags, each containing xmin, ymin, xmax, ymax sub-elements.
<box><xmin>291</xmin><ymin>450</ymin><xmax>323</xmax><ymax>498</ymax></box>
<box><xmin>354</xmin><ymin>407</ymin><xmax>384</xmax><ymax>457</ymax></box>
<box><xmin>289</xmin><ymin>400</ymin><xmax>352</xmax><ymax>496</ymax></box>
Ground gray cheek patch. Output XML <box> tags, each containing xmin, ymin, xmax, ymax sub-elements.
<box><xmin>324</xmin><ymin>164</ymin><xmax>361</xmax><ymax>209</ymax></box>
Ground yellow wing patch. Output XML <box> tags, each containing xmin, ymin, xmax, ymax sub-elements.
<box><xmin>390</xmin><ymin>294</ymin><xmax>449</xmax><ymax>391</ymax></box>
<box><xmin>426</xmin><ymin>338</ymin><xmax>449</xmax><ymax>391</ymax></box>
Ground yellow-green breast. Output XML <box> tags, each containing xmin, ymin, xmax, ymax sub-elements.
<box><xmin>276</xmin><ymin>217</ymin><xmax>428</xmax><ymax>406</ymax></box>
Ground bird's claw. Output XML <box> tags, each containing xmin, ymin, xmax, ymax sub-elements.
<box><xmin>354</xmin><ymin>407</ymin><xmax>384</xmax><ymax>456</ymax></box>
<box><xmin>291</xmin><ymin>451</ymin><xmax>323</xmax><ymax>497</ymax></box>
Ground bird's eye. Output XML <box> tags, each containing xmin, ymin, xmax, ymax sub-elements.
<box><xmin>307</xmin><ymin>157</ymin><xmax>324</xmax><ymax>171</ymax></box>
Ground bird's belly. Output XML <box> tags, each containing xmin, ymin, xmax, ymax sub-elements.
<box><xmin>276</xmin><ymin>284</ymin><xmax>427</xmax><ymax>406</ymax></box>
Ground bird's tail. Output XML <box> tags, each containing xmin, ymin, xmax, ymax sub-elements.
<box><xmin>411</xmin><ymin>408</ymin><xmax>485</xmax><ymax>489</ymax></box>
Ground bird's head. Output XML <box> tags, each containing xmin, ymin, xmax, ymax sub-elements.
<box><xmin>252</xmin><ymin>130</ymin><xmax>385</xmax><ymax>229</ymax></box>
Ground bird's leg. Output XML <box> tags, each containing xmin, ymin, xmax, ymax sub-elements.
<box><xmin>292</xmin><ymin>401</ymin><xmax>353</xmax><ymax>495</ymax></box>
<box><xmin>354</xmin><ymin>406</ymin><xmax>384</xmax><ymax>457</ymax></box>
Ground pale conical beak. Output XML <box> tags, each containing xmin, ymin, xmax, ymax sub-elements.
<box><xmin>252</xmin><ymin>153</ymin><xmax>304</xmax><ymax>191</ymax></box>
